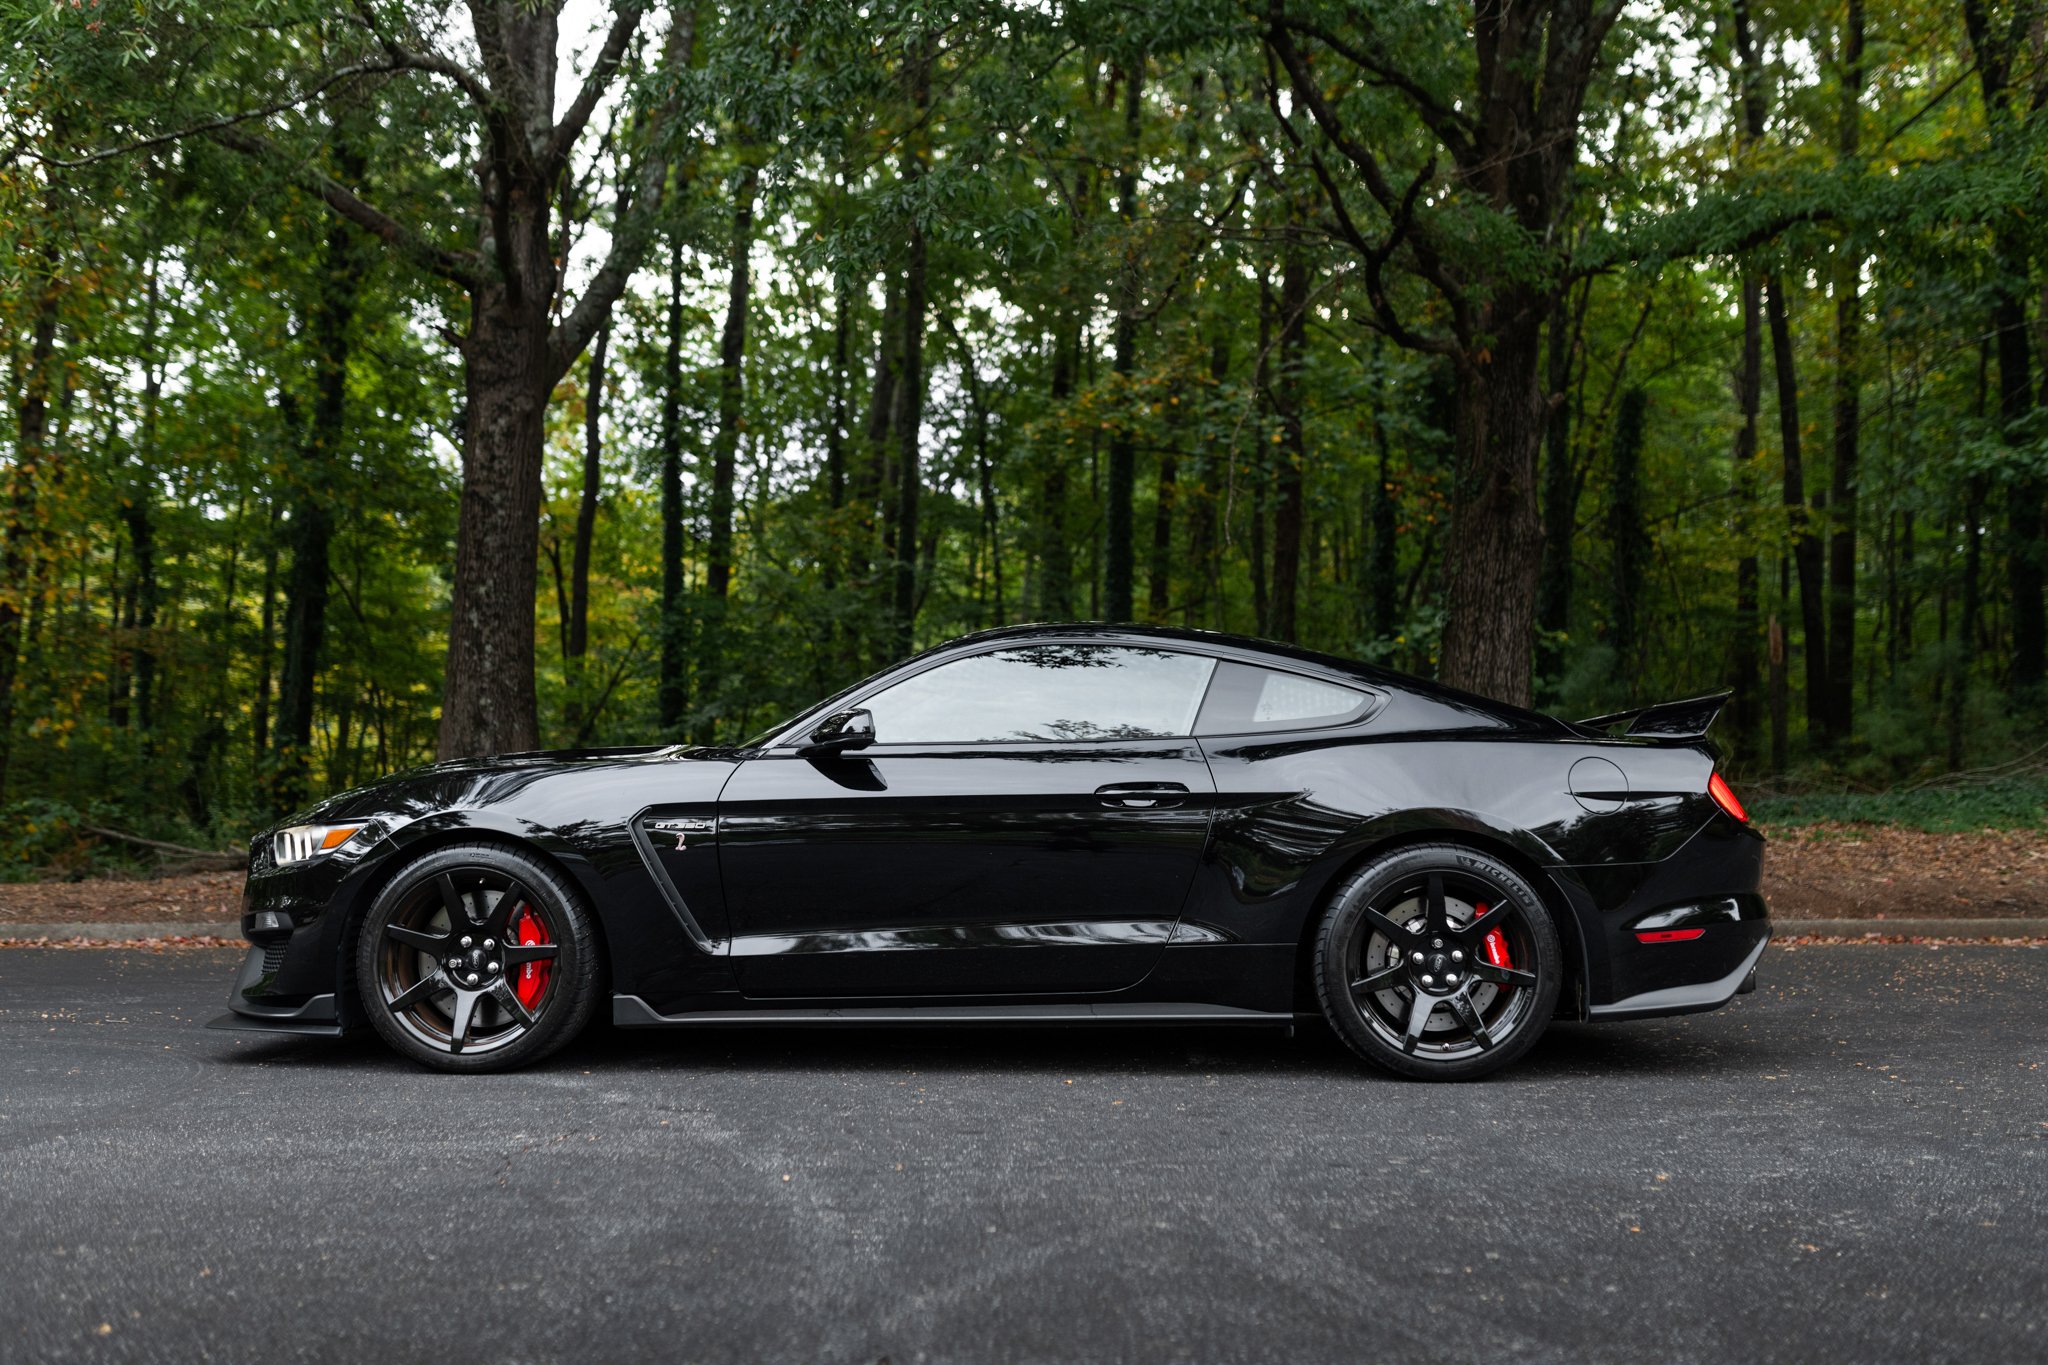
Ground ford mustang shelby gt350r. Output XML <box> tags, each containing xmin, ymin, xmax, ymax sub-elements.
<box><xmin>211</xmin><ymin>623</ymin><xmax>1768</xmax><ymax>1080</ymax></box>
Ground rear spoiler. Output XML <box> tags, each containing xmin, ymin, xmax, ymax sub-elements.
<box><xmin>1576</xmin><ymin>690</ymin><xmax>1732</xmax><ymax>740</ymax></box>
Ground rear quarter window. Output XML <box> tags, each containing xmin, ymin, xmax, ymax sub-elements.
<box><xmin>1194</xmin><ymin>661</ymin><xmax>1377</xmax><ymax>735</ymax></box>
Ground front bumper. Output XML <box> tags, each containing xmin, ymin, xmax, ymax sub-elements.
<box><xmin>205</xmin><ymin>942</ymin><xmax>346</xmax><ymax>1036</ymax></box>
<box><xmin>213</xmin><ymin>829</ymin><xmax>394</xmax><ymax>1034</ymax></box>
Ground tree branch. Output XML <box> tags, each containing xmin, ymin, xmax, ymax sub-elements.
<box><xmin>1269</xmin><ymin>14</ymin><xmax>1476</xmax><ymax>166</ymax></box>
<box><xmin>550</xmin><ymin>1</ymin><xmax>702</xmax><ymax>376</ymax></box>
<box><xmin>547</xmin><ymin>2</ymin><xmax>649</xmax><ymax>175</ymax></box>
<box><xmin>211</xmin><ymin>128</ymin><xmax>480</xmax><ymax>288</ymax></box>
<box><xmin>349</xmin><ymin>1</ymin><xmax>498</xmax><ymax>111</ymax></box>
<box><xmin>26</xmin><ymin>59</ymin><xmax>413</xmax><ymax>170</ymax></box>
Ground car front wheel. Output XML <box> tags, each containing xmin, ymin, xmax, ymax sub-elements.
<box><xmin>355</xmin><ymin>843</ymin><xmax>600</xmax><ymax>1072</ymax></box>
<box><xmin>1314</xmin><ymin>843</ymin><xmax>1563</xmax><ymax>1081</ymax></box>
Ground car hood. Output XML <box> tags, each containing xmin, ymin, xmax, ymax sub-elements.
<box><xmin>274</xmin><ymin>743</ymin><xmax>745</xmax><ymax>833</ymax></box>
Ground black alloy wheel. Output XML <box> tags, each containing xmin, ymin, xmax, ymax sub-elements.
<box><xmin>1315</xmin><ymin>844</ymin><xmax>1563</xmax><ymax>1080</ymax></box>
<box><xmin>355</xmin><ymin>843</ymin><xmax>599</xmax><ymax>1072</ymax></box>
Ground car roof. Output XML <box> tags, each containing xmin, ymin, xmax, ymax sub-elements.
<box><xmin>928</xmin><ymin>622</ymin><xmax>1568</xmax><ymax>732</ymax></box>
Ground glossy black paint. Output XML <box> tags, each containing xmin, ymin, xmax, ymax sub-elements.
<box><xmin>216</xmin><ymin>623</ymin><xmax>1768</xmax><ymax>1039</ymax></box>
<box><xmin>716</xmin><ymin>740</ymin><xmax>1214</xmax><ymax>996</ymax></box>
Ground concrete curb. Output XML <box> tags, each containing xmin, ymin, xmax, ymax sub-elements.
<box><xmin>1776</xmin><ymin>918</ymin><xmax>2048</xmax><ymax>939</ymax></box>
<box><xmin>0</xmin><ymin>921</ymin><xmax>240</xmax><ymax>941</ymax></box>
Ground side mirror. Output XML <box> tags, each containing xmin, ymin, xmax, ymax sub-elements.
<box><xmin>801</xmin><ymin>708</ymin><xmax>876</xmax><ymax>756</ymax></box>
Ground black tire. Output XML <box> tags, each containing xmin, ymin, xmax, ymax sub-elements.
<box><xmin>1314</xmin><ymin>843</ymin><xmax>1563</xmax><ymax>1081</ymax></box>
<box><xmin>355</xmin><ymin>842</ymin><xmax>600</xmax><ymax>1073</ymax></box>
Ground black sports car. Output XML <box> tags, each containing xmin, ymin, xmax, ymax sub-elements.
<box><xmin>211</xmin><ymin>624</ymin><xmax>1768</xmax><ymax>1080</ymax></box>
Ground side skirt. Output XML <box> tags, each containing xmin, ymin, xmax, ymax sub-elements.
<box><xmin>612</xmin><ymin>995</ymin><xmax>1296</xmax><ymax>1029</ymax></box>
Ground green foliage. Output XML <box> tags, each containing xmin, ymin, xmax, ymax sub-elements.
<box><xmin>1753</xmin><ymin>777</ymin><xmax>2048</xmax><ymax>834</ymax></box>
<box><xmin>3</xmin><ymin>0</ymin><xmax>2047</xmax><ymax>866</ymax></box>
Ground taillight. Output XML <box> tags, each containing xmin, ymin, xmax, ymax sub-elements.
<box><xmin>1708</xmin><ymin>771</ymin><xmax>1748</xmax><ymax>823</ymax></box>
<box><xmin>1636</xmin><ymin>928</ymin><xmax>1707</xmax><ymax>944</ymax></box>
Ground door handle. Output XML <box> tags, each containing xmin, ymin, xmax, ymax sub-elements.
<box><xmin>1095</xmin><ymin>782</ymin><xmax>1191</xmax><ymax>809</ymax></box>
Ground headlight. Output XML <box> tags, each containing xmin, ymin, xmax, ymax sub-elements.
<box><xmin>271</xmin><ymin>823</ymin><xmax>367</xmax><ymax>866</ymax></box>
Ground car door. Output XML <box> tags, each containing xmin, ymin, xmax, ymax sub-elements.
<box><xmin>714</xmin><ymin>642</ymin><xmax>1220</xmax><ymax>998</ymax></box>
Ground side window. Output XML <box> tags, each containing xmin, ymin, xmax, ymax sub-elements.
<box><xmin>1194</xmin><ymin>661</ymin><xmax>1373</xmax><ymax>735</ymax></box>
<box><xmin>859</xmin><ymin>644</ymin><xmax>1216</xmax><ymax>744</ymax></box>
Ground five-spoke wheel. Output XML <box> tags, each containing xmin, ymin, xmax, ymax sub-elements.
<box><xmin>1316</xmin><ymin>844</ymin><xmax>1562</xmax><ymax>1080</ymax></box>
<box><xmin>356</xmin><ymin>843</ymin><xmax>598</xmax><ymax>1071</ymax></box>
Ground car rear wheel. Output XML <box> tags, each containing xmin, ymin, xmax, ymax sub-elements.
<box><xmin>1314</xmin><ymin>843</ymin><xmax>1562</xmax><ymax>1081</ymax></box>
<box><xmin>355</xmin><ymin>843</ymin><xmax>599</xmax><ymax>1073</ymax></box>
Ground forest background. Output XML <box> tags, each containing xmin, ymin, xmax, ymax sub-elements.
<box><xmin>4</xmin><ymin>0</ymin><xmax>2047</xmax><ymax>874</ymax></box>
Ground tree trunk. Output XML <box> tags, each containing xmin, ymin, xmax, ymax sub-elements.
<box><xmin>1994</xmin><ymin>263</ymin><xmax>2043</xmax><ymax>692</ymax></box>
<box><xmin>1102</xmin><ymin>61</ymin><xmax>1143</xmax><ymax>623</ymax></box>
<box><xmin>1962</xmin><ymin>0</ymin><xmax>2045</xmax><ymax>694</ymax></box>
<box><xmin>1270</xmin><ymin>237</ymin><xmax>1309</xmax><ymax>643</ymax></box>
<box><xmin>1184</xmin><ymin>327</ymin><xmax>1228</xmax><ymax>629</ymax></box>
<box><xmin>127</xmin><ymin>263</ymin><xmax>165</xmax><ymax>736</ymax></box>
<box><xmin>569</xmin><ymin>315</ymin><xmax>608</xmax><ymax>663</ymax></box>
<box><xmin>123</xmin><ymin>503</ymin><xmax>158</xmax><ymax>733</ymax></box>
<box><xmin>1606</xmin><ymin>387</ymin><xmax>1647</xmax><ymax>679</ymax></box>
<box><xmin>1438</xmin><ymin>311</ymin><xmax>1547</xmax><ymax>705</ymax></box>
<box><xmin>1040</xmin><ymin>321</ymin><xmax>1078</xmax><ymax>618</ymax></box>
<box><xmin>1265</xmin><ymin>0</ymin><xmax>1627</xmax><ymax>706</ymax></box>
<box><xmin>276</xmin><ymin>191</ymin><xmax>363</xmax><ymax>807</ymax></box>
<box><xmin>1769</xmin><ymin>600</ymin><xmax>1789</xmax><ymax>773</ymax></box>
<box><xmin>0</xmin><ymin>251</ymin><xmax>60</xmax><ymax>801</ymax></box>
<box><xmin>1536</xmin><ymin>295</ymin><xmax>1577</xmax><ymax>696</ymax></box>
<box><xmin>1729</xmin><ymin>0</ymin><xmax>1767</xmax><ymax>757</ymax></box>
<box><xmin>562</xmin><ymin>312</ymin><xmax>608</xmax><ymax>738</ymax></box>
<box><xmin>855</xmin><ymin>271</ymin><xmax>902</xmax><ymax>596</ymax></box>
<box><xmin>890</xmin><ymin>202</ymin><xmax>928</xmax><ymax>656</ymax></box>
<box><xmin>1250</xmin><ymin>270</ymin><xmax>1273</xmax><ymax>636</ymax></box>
<box><xmin>1149</xmin><ymin>451</ymin><xmax>1176</xmax><ymax>621</ymax></box>
<box><xmin>1731</xmin><ymin>273</ymin><xmax>1763</xmax><ymax>755</ymax></box>
<box><xmin>657</xmin><ymin>238</ymin><xmax>688</xmax><ymax>733</ymax></box>
<box><xmin>948</xmin><ymin>319</ymin><xmax>1004</xmax><ymax>623</ymax></box>
<box><xmin>252</xmin><ymin>500</ymin><xmax>280</xmax><ymax>762</ymax></box>
<box><xmin>692</xmin><ymin>164</ymin><xmax>760</xmax><ymax>743</ymax></box>
<box><xmin>889</xmin><ymin>36</ymin><xmax>934</xmax><ymax>657</ymax></box>
<box><xmin>1371</xmin><ymin>402</ymin><xmax>1398</xmax><ymax>642</ymax></box>
<box><xmin>1824</xmin><ymin>0</ymin><xmax>1866</xmax><ymax>742</ymax></box>
<box><xmin>438</xmin><ymin>203</ymin><xmax>558</xmax><ymax>759</ymax></box>
<box><xmin>1957</xmin><ymin>474</ymin><xmax>1987</xmax><ymax>766</ymax></box>
<box><xmin>1765</xmin><ymin>275</ymin><xmax>1829</xmax><ymax>740</ymax></box>
<box><xmin>826</xmin><ymin>268</ymin><xmax>852</xmax><ymax>515</ymax></box>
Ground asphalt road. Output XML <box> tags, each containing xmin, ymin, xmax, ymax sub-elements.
<box><xmin>2</xmin><ymin>946</ymin><xmax>2043</xmax><ymax>1365</ymax></box>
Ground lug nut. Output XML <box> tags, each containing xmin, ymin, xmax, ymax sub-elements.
<box><xmin>1411</xmin><ymin>951</ymin><xmax>1424</xmax><ymax>964</ymax></box>
<box><xmin>1446</xmin><ymin>973</ymin><xmax>1460</xmax><ymax>984</ymax></box>
<box><xmin>466</xmin><ymin>973</ymin><xmax>479</xmax><ymax>985</ymax></box>
<box><xmin>487</xmin><ymin>961</ymin><xmax>499</xmax><ymax>973</ymax></box>
<box><xmin>461</xmin><ymin>936</ymin><xmax>473</xmax><ymax>948</ymax></box>
<box><xmin>1451</xmin><ymin>950</ymin><xmax>1464</xmax><ymax>963</ymax></box>
<box><xmin>1421</xmin><ymin>974</ymin><xmax>1434</xmax><ymax>986</ymax></box>
<box><xmin>484</xmin><ymin>939</ymin><xmax>495</xmax><ymax>950</ymax></box>
<box><xmin>1432</xmin><ymin>939</ymin><xmax>1443</xmax><ymax>949</ymax></box>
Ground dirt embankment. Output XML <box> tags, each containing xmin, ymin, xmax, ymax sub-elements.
<box><xmin>1759</xmin><ymin>824</ymin><xmax>2048</xmax><ymax>920</ymax></box>
<box><xmin>0</xmin><ymin>825</ymin><xmax>2043</xmax><ymax>927</ymax></box>
<box><xmin>0</xmin><ymin>870</ymin><xmax>244</xmax><ymax>925</ymax></box>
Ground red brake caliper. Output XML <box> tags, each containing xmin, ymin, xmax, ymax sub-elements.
<box><xmin>512</xmin><ymin>907</ymin><xmax>552</xmax><ymax>1009</ymax></box>
<box><xmin>1476</xmin><ymin>904</ymin><xmax>1513</xmax><ymax>971</ymax></box>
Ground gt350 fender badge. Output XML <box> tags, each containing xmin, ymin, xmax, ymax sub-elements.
<box><xmin>647</xmin><ymin>816</ymin><xmax>712</xmax><ymax>850</ymax></box>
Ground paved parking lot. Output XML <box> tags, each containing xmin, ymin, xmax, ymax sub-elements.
<box><xmin>2</xmin><ymin>944</ymin><xmax>2043</xmax><ymax>1364</ymax></box>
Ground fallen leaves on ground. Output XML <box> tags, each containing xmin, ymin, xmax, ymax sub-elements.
<box><xmin>1762</xmin><ymin>823</ymin><xmax>2048</xmax><ymax>920</ymax></box>
<box><xmin>0</xmin><ymin>934</ymin><xmax>242</xmax><ymax>951</ymax></box>
<box><xmin>0</xmin><ymin>870</ymin><xmax>242</xmax><ymax>925</ymax></box>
